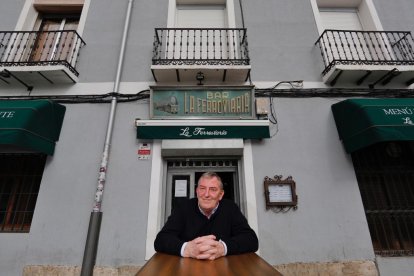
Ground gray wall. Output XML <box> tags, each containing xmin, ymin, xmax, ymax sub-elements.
<box><xmin>77</xmin><ymin>0</ymin><xmax>167</xmax><ymax>83</ymax></box>
<box><xmin>242</xmin><ymin>0</ymin><xmax>322</xmax><ymax>82</ymax></box>
<box><xmin>0</xmin><ymin>0</ymin><xmax>24</xmax><ymax>29</ymax></box>
<box><xmin>1</xmin><ymin>0</ymin><xmax>414</xmax><ymax>275</ymax></box>
<box><xmin>376</xmin><ymin>256</ymin><xmax>414</xmax><ymax>276</ymax></box>
<box><xmin>95</xmin><ymin>100</ymin><xmax>151</xmax><ymax>266</ymax></box>
<box><xmin>77</xmin><ymin>0</ymin><xmax>323</xmax><ymax>84</ymax></box>
<box><xmin>252</xmin><ymin>98</ymin><xmax>375</xmax><ymax>264</ymax></box>
<box><xmin>0</xmin><ymin>102</ymin><xmax>151</xmax><ymax>275</ymax></box>
<box><xmin>374</xmin><ymin>0</ymin><xmax>414</xmax><ymax>34</ymax></box>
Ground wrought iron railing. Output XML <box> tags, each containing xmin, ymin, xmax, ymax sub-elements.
<box><xmin>315</xmin><ymin>30</ymin><xmax>414</xmax><ymax>75</ymax></box>
<box><xmin>152</xmin><ymin>28</ymin><xmax>249</xmax><ymax>66</ymax></box>
<box><xmin>0</xmin><ymin>30</ymin><xmax>86</xmax><ymax>76</ymax></box>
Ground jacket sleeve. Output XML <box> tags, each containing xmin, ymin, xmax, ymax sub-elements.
<box><xmin>154</xmin><ymin>203</ymin><xmax>187</xmax><ymax>256</ymax></box>
<box><xmin>221</xmin><ymin>202</ymin><xmax>259</xmax><ymax>255</ymax></box>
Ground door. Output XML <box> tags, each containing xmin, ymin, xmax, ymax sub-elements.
<box><xmin>165</xmin><ymin>158</ymin><xmax>239</xmax><ymax>221</ymax></box>
<box><xmin>29</xmin><ymin>14</ymin><xmax>80</xmax><ymax>62</ymax></box>
<box><xmin>169</xmin><ymin>5</ymin><xmax>228</xmax><ymax>60</ymax></box>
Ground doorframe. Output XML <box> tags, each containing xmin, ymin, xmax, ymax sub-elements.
<box><xmin>14</xmin><ymin>0</ymin><xmax>90</xmax><ymax>36</ymax></box>
<box><xmin>144</xmin><ymin>139</ymin><xmax>259</xmax><ymax>259</ymax></box>
<box><xmin>164</xmin><ymin>159</ymin><xmax>240</xmax><ymax>220</ymax></box>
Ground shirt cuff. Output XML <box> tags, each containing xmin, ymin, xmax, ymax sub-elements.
<box><xmin>180</xmin><ymin>242</ymin><xmax>188</xmax><ymax>257</ymax></box>
<box><xmin>219</xmin><ymin>240</ymin><xmax>228</xmax><ymax>256</ymax></box>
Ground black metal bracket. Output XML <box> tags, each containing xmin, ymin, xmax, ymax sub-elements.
<box><xmin>356</xmin><ymin>71</ymin><xmax>372</xmax><ymax>86</ymax></box>
<box><xmin>175</xmin><ymin>69</ymin><xmax>180</xmax><ymax>82</ymax></box>
<box><xmin>406</xmin><ymin>77</ymin><xmax>414</xmax><ymax>86</ymax></box>
<box><xmin>222</xmin><ymin>69</ymin><xmax>227</xmax><ymax>82</ymax></box>
<box><xmin>369</xmin><ymin>68</ymin><xmax>399</xmax><ymax>88</ymax></box>
<box><xmin>330</xmin><ymin>70</ymin><xmax>343</xmax><ymax>86</ymax></box>
<box><xmin>1</xmin><ymin>69</ymin><xmax>33</xmax><ymax>91</ymax></box>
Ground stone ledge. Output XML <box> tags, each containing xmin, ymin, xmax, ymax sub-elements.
<box><xmin>274</xmin><ymin>260</ymin><xmax>378</xmax><ymax>276</ymax></box>
<box><xmin>23</xmin><ymin>265</ymin><xmax>141</xmax><ymax>276</ymax></box>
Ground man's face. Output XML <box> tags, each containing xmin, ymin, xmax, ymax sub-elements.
<box><xmin>196</xmin><ymin>176</ymin><xmax>224</xmax><ymax>214</ymax></box>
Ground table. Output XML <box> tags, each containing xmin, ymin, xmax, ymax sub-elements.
<box><xmin>136</xmin><ymin>252</ymin><xmax>282</xmax><ymax>276</ymax></box>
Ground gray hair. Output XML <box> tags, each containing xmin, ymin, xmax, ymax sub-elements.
<box><xmin>198</xmin><ymin>172</ymin><xmax>223</xmax><ymax>190</ymax></box>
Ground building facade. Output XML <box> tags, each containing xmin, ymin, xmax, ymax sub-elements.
<box><xmin>1</xmin><ymin>0</ymin><xmax>414</xmax><ymax>275</ymax></box>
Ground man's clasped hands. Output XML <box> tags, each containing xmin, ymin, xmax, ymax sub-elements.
<box><xmin>182</xmin><ymin>234</ymin><xmax>225</xmax><ymax>260</ymax></box>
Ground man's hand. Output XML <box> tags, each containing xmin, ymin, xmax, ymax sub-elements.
<box><xmin>183</xmin><ymin>235</ymin><xmax>225</xmax><ymax>260</ymax></box>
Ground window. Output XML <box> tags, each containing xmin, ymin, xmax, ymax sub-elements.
<box><xmin>29</xmin><ymin>13</ymin><xmax>80</xmax><ymax>63</ymax></box>
<box><xmin>352</xmin><ymin>141</ymin><xmax>414</xmax><ymax>256</ymax></box>
<box><xmin>0</xmin><ymin>154</ymin><xmax>46</xmax><ymax>232</ymax></box>
<box><xmin>319</xmin><ymin>8</ymin><xmax>363</xmax><ymax>31</ymax></box>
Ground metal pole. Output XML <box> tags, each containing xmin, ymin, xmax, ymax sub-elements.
<box><xmin>81</xmin><ymin>0</ymin><xmax>134</xmax><ymax>275</ymax></box>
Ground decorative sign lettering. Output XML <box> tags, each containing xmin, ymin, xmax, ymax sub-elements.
<box><xmin>179</xmin><ymin>127</ymin><xmax>227</xmax><ymax>138</ymax></box>
<box><xmin>151</xmin><ymin>87</ymin><xmax>254</xmax><ymax>119</ymax></box>
<box><xmin>136</xmin><ymin>125</ymin><xmax>270</xmax><ymax>139</ymax></box>
<box><xmin>382</xmin><ymin>107</ymin><xmax>414</xmax><ymax>125</ymax></box>
<box><xmin>0</xmin><ymin>111</ymin><xmax>15</xmax><ymax>119</ymax></box>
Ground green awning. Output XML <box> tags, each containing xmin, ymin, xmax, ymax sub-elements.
<box><xmin>331</xmin><ymin>98</ymin><xmax>414</xmax><ymax>153</ymax></box>
<box><xmin>135</xmin><ymin>120</ymin><xmax>270</xmax><ymax>139</ymax></box>
<box><xmin>0</xmin><ymin>100</ymin><xmax>66</xmax><ymax>155</ymax></box>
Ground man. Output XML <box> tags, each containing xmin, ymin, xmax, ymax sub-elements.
<box><xmin>154</xmin><ymin>172</ymin><xmax>258</xmax><ymax>260</ymax></box>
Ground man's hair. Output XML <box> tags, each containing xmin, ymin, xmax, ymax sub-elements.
<box><xmin>198</xmin><ymin>172</ymin><xmax>223</xmax><ymax>190</ymax></box>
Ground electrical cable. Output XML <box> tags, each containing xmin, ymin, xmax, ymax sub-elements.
<box><xmin>255</xmin><ymin>87</ymin><xmax>414</xmax><ymax>98</ymax></box>
<box><xmin>0</xmin><ymin>89</ymin><xmax>150</xmax><ymax>104</ymax></box>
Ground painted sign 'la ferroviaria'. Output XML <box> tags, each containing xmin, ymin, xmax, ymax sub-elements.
<box><xmin>152</xmin><ymin>89</ymin><xmax>253</xmax><ymax>118</ymax></box>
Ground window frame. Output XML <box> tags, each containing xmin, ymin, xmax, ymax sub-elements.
<box><xmin>309</xmin><ymin>0</ymin><xmax>384</xmax><ymax>34</ymax></box>
<box><xmin>0</xmin><ymin>153</ymin><xmax>47</xmax><ymax>233</ymax></box>
<box><xmin>14</xmin><ymin>0</ymin><xmax>90</xmax><ymax>36</ymax></box>
<box><xmin>167</xmin><ymin>0</ymin><xmax>236</xmax><ymax>28</ymax></box>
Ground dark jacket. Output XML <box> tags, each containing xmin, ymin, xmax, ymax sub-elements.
<box><xmin>154</xmin><ymin>198</ymin><xmax>259</xmax><ymax>256</ymax></box>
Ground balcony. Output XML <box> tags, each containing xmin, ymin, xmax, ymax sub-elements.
<box><xmin>0</xmin><ymin>30</ymin><xmax>86</xmax><ymax>90</ymax></box>
<box><xmin>315</xmin><ymin>30</ymin><xmax>414</xmax><ymax>87</ymax></box>
<box><xmin>151</xmin><ymin>28</ymin><xmax>250</xmax><ymax>84</ymax></box>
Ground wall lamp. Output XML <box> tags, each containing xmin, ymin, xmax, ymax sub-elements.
<box><xmin>0</xmin><ymin>69</ymin><xmax>11</xmax><ymax>78</ymax></box>
<box><xmin>196</xmin><ymin>71</ymin><xmax>205</xmax><ymax>85</ymax></box>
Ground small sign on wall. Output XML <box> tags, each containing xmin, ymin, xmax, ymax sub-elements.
<box><xmin>138</xmin><ymin>143</ymin><xmax>151</xmax><ymax>160</ymax></box>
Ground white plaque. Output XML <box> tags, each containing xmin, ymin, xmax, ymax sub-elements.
<box><xmin>174</xmin><ymin>180</ymin><xmax>187</xmax><ymax>197</ymax></box>
<box><xmin>268</xmin><ymin>184</ymin><xmax>292</xmax><ymax>202</ymax></box>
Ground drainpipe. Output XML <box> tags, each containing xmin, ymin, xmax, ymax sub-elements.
<box><xmin>81</xmin><ymin>0</ymin><xmax>134</xmax><ymax>275</ymax></box>
<box><xmin>238</xmin><ymin>0</ymin><xmax>246</xmax><ymax>29</ymax></box>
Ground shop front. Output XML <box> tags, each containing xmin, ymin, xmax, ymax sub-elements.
<box><xmin>332</xmin><ymin>98</ymin><xmax>414</xmax><ymax>258</ymax></box>
<box><xmin>135</xmin><ymin>86</ymin><xmax>270</xmax><ymax>259</ymax></box>
<box><xmin>0</xmin><ymin>99</ymin><xmax>65</xmax><ymax>233</ymax></box>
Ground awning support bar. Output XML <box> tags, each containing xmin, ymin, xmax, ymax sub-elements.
<box><xmin>356</xmin><ymin>71</ymin><xmax>372</xmax><ymax>86</ymax></box>
<box><xmin>369</xmin><ymin>68</ymin><xmax>399</xmax><ymax>88</ymax></box>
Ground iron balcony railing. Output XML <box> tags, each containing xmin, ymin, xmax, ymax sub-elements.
<box><xmin>152</xmin><ymin>28</ymin><xmax>249</xmax><ymax>66</ymax></box>
<box><xmin>315</xmin><ymin>30</ymin><xmax>414</xmax><ymax>75</ymax></box>
<box><xmin>0</xmin><ymin>30</ymin><xmax>86</xmax><ymax>77</ymax></box>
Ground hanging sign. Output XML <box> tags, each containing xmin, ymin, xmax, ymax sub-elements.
<box><xmin>151</xmin><ymin>86</ymin><xmax>254</xmax><ymax>119</ymax></box>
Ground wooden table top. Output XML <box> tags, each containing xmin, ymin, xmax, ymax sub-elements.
<box><xmin>136</xmin><ymin>252</ymin><xmax>282</xmax><ymax>276</ymax></box>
